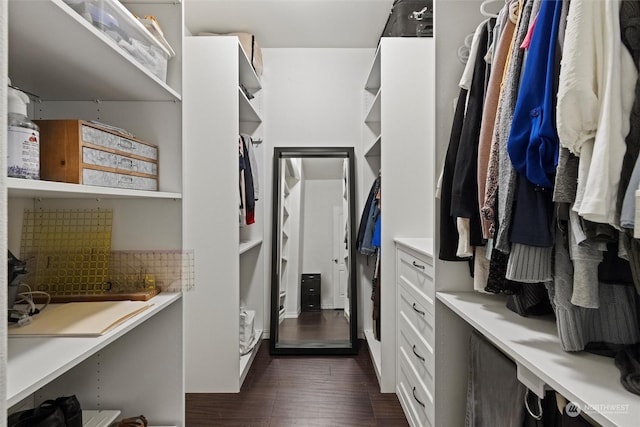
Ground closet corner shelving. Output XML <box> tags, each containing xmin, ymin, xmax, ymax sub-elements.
<box><xmin>183</xmin><ymin>35</ymin><xmax>265</xmax><ymax>392</ymax></box>
<box><xmin>4</xmin><ymin>0</ymin><xmax>185</xmax><ymax>424</ymax></box>
<box><xmin>278</xmin><ymin>158</ymin><xmax>299</xmax><ymax>323</ymax></box>
<box><xmin>361</xmin><ymin>37</ymin><xmax>435</xmax><ymax>394</ymax></box>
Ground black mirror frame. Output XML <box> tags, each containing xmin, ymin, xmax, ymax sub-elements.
<box><xmin>269</xmin><ymin>147</ymin><xmax>358</xmax><ymax>355</ymax></box>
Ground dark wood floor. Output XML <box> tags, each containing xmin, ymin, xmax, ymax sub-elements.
<box><xmin>186</xmin><ymin>339</ymin><xmax>409</xmax><ymax>426</ymax></box>
<box><xmin>278</xmin><ymin>309</ymin><xmax>350</xmax><ymax>343</ymax></box>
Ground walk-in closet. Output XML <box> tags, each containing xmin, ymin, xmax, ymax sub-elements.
<box><xmin>2</xmin><ymin>0</ymin><xmax>640</xmax><ymax>426</ymax></box>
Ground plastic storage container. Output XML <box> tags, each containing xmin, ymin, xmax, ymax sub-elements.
<box><xmin>63</xmin><ymin>0</ymin><xmax>173</xmax><ymax>82</ymax></box>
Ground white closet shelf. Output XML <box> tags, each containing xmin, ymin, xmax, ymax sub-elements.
<box><xmin>364</xmin><ymin>329</ymin><xmax>382</xmax><ymax>383</ymax></box>
<box><xmin>394</xmin><ymin>237</ymin><xmax>434</xmax><ymax>258</ymax></box>
<box><xmin>82</xmin><ymin>410</ymin><xmax>121</xmax><ymax>427</ymax></box>
<box><xmin>7</xmin><ymin>178</ymin><xmax>181</xmax><ymax>200</ymax></box>
<box><xmin>7</xmin><ymin>293</ymin><xmax>182</xmax><ymax>407</ymax></box>
<box><xmin>239</xmin><ymin>329</ymin><xmax>263</xmax><ymax>384</ymax></box>
<box><xmin>364</xmin><ymin>45</ymin><xmax>381</xmax><ymax>93</ymax></box>
<box><xmin>437</xmin><ymin>291</ymin><xmax>640</xmax><ymax>427</ymax></box>
<box><xmin>364</xmin><ymin>90</ymin><xmax>381</xmax><ymax>123</ymax></box>
<box><xmin>8</xmin><ymin>0</ymin><xmax>180</xmax><ymax>102</ymax></box>
<box><xmin>239</xmin><ymin>88</ymin><xmax>262</xmax><ymax>122</ymax></box>
<box><xmin>239</xmin><ymin>238</ymin><xmax>263</xmax><ymax>255</ymax></box>
<box><xmin>364</xmin><ymin>135</ymin><xmax>381</xmax><ymax>157</ymax></box>
<box><xmin>122</xmin><ymin>0</ymin><xmax>181</xmax><ymax>4</ymax></box>
<box><xmin>238</xmin><ymin>42</ymin><xmax>262</xmax><ymax>92</ymax></box>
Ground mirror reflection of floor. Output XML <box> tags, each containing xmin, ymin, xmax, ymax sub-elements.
<box><xmin>278</xmin><ymin>309</ymin><xmax>349</xmax><ymax>342</ymax></box>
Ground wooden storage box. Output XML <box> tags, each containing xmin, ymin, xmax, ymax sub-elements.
<box><xmin>36</xmin><ymin>120</ymin><xmax>159</xmax><ymax>191</ymax></box>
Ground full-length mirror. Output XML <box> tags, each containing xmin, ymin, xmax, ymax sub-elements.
<box><xmin>270</xmin><ymin>147</ymin><xmax>358</xmax><ymax>354</ymax></box>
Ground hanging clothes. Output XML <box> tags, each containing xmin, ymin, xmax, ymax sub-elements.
<box><xmin>556</xmin><ymin>0</ymin><xmax>637</xmax><ymax>227</ymax></box>
<box><xmin>482</xmin><ymin>0</ymin><xmax>534</xmax><ymax>252</ymax></box>
<box><xmin>357</xmin><ymin>175</ymin><xmax>380</xmax><ymax>256</ymax></box>
<box><xmin>478</xmin><ymin>1</ymin><xmax>517</xmax><ymax>240</ymax></box>
<box><xmin>240</xmin><ymin>134</ymin><xmax>260</xmax><ymax>201</ymax></box>
<box><xmin>439</xmin><ymin>88</ymin><xmax>471</xmax><ymax>261</ymax></box>
<box><xmin>239</xmin><ymin>136</ymin><xmax>256</xmax><ymax>225</ymax></box>
<box><xmin>451</xmin><ymin>18</ymin><xmax>495</xmax><ymax>253</ymax></box>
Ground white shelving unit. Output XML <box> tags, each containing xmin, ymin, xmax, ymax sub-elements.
<box><xmin>183</xmin><ymin>35</ymin><xmax>265</xmax><ymax>392</ymax></box>
<box><xmin>277</xmin><ymin>160</ymin><xmax>297</xmax><ymax>322</ymax></box>
<box><xmin>4</xmin><ymin>0</ymin><xmax>184</xmax><ymax>424</ymax></box>
<box><xmin>438</xmin><ymin>292</ymin><xmax>640</xmax><ymax>427</ymax></box>
<box><xmin>361</xmin><ymin>38</ymin><xmax>435</xmax><ymax>394</ymax></box>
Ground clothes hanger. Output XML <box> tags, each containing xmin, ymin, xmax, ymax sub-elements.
<box><xmin>457</xmin><ymin>32</ymin><xmax>475</xmax><ymax>64</ymax></box>
<box><xmin>524</xmin><ymin>388</ymin><xmax>543</xmax><ymax>420</ymax></box>
<box><xmin>480</xmin><ymin>0</ymin><xmax>503</xmax><ymax>18</ymax></box>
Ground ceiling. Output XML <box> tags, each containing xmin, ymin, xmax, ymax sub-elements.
<box><xmin>184</xmin><ymin>0</ymin><xmax>395</xmax><ymax>48</ymax></box>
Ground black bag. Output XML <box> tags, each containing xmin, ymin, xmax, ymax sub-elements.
<box><xmin>380</xmin><ymin>0</ymin><xmax>433</xmax><ymax>39</ymax></box>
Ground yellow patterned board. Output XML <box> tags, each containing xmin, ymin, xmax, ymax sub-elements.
<box><xmin>20</xmin><ymin>209</ymin><xmax>113</xmax><ymax>295</ymax></box>
<box><xmin>19</xmin><ymin>209</ymin><xmax>195</xmax><ymax>299</ymax></box>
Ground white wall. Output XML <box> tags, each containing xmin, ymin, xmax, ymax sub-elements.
<box><xmin>301</xmin><ymin>179</ymin><xmax>343</xmax><ymax>308</ymax></box>
<box><xmin>262</xmin><ymin>48</ymin><xmax>376</xmax><ymax>333</ymax></box>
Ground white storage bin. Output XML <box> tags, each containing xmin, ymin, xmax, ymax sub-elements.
<box><xmin>63</xmin><ymin>0</ymin><xmax>172</xmax><ymax>82</ymax></box>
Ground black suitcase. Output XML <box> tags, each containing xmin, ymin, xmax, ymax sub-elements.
<box><xmin>380</xmin><ymin>0</ymin><xmax>433</xmax><ymax>39</ymax></box>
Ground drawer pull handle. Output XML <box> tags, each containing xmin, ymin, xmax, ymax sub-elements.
<box><xmin>412</xmin><ymin>387</ymin><xmax>426</xmax><ymax>408</ymax></box>
<box><xmin>412</xmin><ymin>303</ymin><xmax>425</xmax><ymax>316</ymax></box>
<box><xmin>412</xmin><ymin>261</ymin><xmax>425</xmax><ymax>270</ymax></box>
<box><xmin>119</xmin><ymin>158</ymin><xmax>136</xmax><ymax>169</ymax></box>
<box><xmin>412</xmin><ymin>345</ymin><xmax>425</xmax><ymax>362</ymax></box>
<box><xmin>118</xmin><ymin>139</ymin><xmax>136</xmax><ymax>150</ymax></box>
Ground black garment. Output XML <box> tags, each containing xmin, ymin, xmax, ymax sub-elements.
<box><xmin>506</xmin><ymin>283</ymin><xmax>554</xmax><ymax>317</ymax></box>
<box><xmin>523</xmin><ymin>390</ymin><xmax>594</xmax><ymax>427</ymax></box>
<box><xmin>439</xmin><ymin>87</ymin><xmax>471</xmax><ymax>261</ymax></box>
<box><xmin>451</xmin><ymin>19</ymin><xmax>495</xmax><ymax>249</ymax></box>
<box><xmin>510</xmin><ymin>177</ymin><xmax>555</xmax><ymax>247</ymax></box>
<box><xmin>599</xmin><ymin>241</ymin><xmax>634</xmax><ymax>285</ymax></box>
<box><xmin>485</xmin><ymin>249</ymin><xmax>521</xmax><ymax>295</ymax></box>
<box><xmin>615</xmin><ymin>343</ymin><xmax>640</xmax><ymax>396</ymax></box>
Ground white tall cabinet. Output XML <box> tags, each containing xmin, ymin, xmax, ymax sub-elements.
<box><xmin>3</xmin><ymin>0</ymin><xmax>185</xmax><ymax>424</ymax></box>
<box><xmin>183</xmin><ymin>36</ymin><xmax>265</xmax><ymax>392</ymax></box>
<box><xmin>361</xmin><ymin>37</ymin><xmax>435</xmax><ymax>393</ymax></box>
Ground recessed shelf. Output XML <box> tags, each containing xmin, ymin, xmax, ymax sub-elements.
<box><xmin>239</xmin><ymin>238</ymin><xmax>263</xmax><ymax>255</ymax></box>
<box><xmin>364</xmin><ymin>89</ymin><xmax>381</xmax><ymax>123</ymax></box>
<box><xmin>7</xmin><ymin>178</ymin><xmax>181</xmax><ymax>200</ymax></box>
<box><xmin>239</xmin><ymin>88</ymin><xmax>262</xmax><ymax>122</ymax></box>
<box><xmin>7</xmin><ymin>293</ymin><xmax>182</xmax><ymax>406</ymax></box>
<box><xmin>8</xmin><ymin>0</ymin><xmax>180</xmax><ymax>102</ymax></box>
<box><xmin>364</xmin><ymin>135</ymin><xmax>381</xmax><ymax>157</ymax></box>
<box><xmin>238</xmin><ymin>42</ymin><xmax>262</xmax><ymax>92</ymax></box>
<box><xmin>364</xmin><ymin>45</ymin><xmax>381</xmax><ymax>93</ymax></box>
<box><xmin>239</xmin><ymin>330</ymin><xmax>263</xmax><ymax>384</ymax></box>
<box><xmin>364</xmin><ymin>329</ymin><xmax>382</xmax><ymax>383</ymax></box>
<box><xmin>82</xmin><ymin>410</ymin><xmax>121</xmax><ymax>427</ymax></box>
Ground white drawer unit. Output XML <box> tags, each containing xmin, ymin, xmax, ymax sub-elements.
<box><xmin>396</xmin><ymin>240</ymin><xmax>435</xmax><ymax>427</ymax></box>
<box><xmin>397</xmin><ymin>246</ymin><xmax>435</xmax><ymax>301</ymax></box>
<box><xmin>398</xmin><ymin>309</ymin><xmax>435</xmax><ymax>392</ymax></box>
<box><xmin>397</xmin><ymin>344</ymin><xmax>435</xmax><ymax>427</ymax></box>
<box><xmin>398</xmin><ymin>283</ymin><xmax>435</xmax><ymax>345</ymax></box>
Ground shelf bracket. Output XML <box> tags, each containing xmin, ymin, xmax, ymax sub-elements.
<box><xmin>517</xmin><ymin>363</ymin><xmax>549</xmax><ymax>399</ymax></box>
